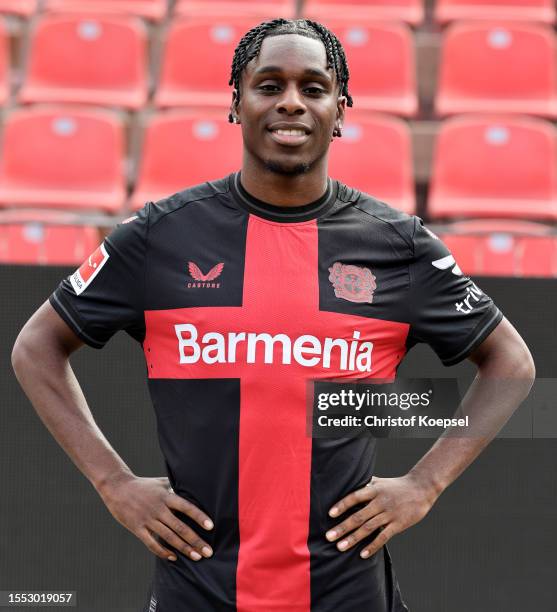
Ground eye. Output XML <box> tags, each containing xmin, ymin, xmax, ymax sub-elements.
<box><xmin>257</xmin><ymin>84</ymin><xmax>280</xmax><ymax>92</ymax></box>
<box><xmin>304</xmin><ymin>87</ymin><xmax>325</xmax><ymax>95</ymax></box>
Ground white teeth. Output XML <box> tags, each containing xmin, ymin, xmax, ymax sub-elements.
<box><xmin>274</xmin><ymin>129</ymin><xmax>306</xmax><ymax>136</ymax></box>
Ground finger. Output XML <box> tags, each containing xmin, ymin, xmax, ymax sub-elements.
<box><xmin>138</xmin><ymin>527</ymin><xmax>178</xmax><ymax>562</ymax></box>
<box><xmin>359</xmin><ymin>525</ymin><xmax>396</xmax><ymax>559</ymax></box>
<box><xmin>329</xmin><ymin>482</ymin><xmax>379</xmax><ymax>518</ymax></box>
<box><xmin>325</xmin><ymin>500</ymin><xmax>384</xmax><ymax>542</ymax></box>
<box><xmin>159</xmin><ymin>509</ymin><xmax>213</xmax><ymax>558</ymax></box>
<box><xmin>333</xmin><ymin>513</ymin><xmax>389</xmax><ymax>552</ymax></box>
<box><xmin>150</xmin><ymin>520</ymin><xmax>205</xmax><ymax>561</ymax></box>
<box><xmin>167</xmin><ymin>493</ymin><xmax>214</xmax><ymax>530</ymax></box>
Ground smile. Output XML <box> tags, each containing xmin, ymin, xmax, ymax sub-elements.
<box><xmin>268</xmin><ymin>128</ymin><xmax>311</xmax><ymax>146</ymax></box>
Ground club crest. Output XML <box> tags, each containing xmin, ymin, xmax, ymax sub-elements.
<box><xmin>328</xmin><ymin>262</ymin><xmax>376</xmax><ymax>304</ymax></box>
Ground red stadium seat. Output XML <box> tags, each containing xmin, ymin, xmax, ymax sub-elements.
<box><xmin>321</xmin><ymin>21</ymin><xmax>417</xmax><ymax>117</ymax></box>
<box><xmin>428</xmin><ymin>115</ymin><xmax>557</xmax><ymax>221</ymax></box>
<box><xmin>176</xmin><ymin>0</ymin><xmax>295</xmax><ymax>18</ymax></box>
<box><xmin>304</xmin><ymin>0</ymin><xmax>424</xmax><ymax>26</ymax></box>
<box><xmin>329</xmin><ymin>114</ymin><xmax>415</xmax><ymax>213</ymax></box>
<box><xmin>435</xmin><ymin>0</ymin><xmax>556</xmax><ymax>24</ymax></box>
<box><xmin>45</xmin><ymin>0</ymin><xmax>167</xmax><ymax>21</ymax></box>
<box><xmin>0</xmin><ymin>106</ymin><xmax>126</xmax><ymax>213</ymax></box>
<box><xmin>0</xmin><ymin>210</ymin><xmax>100</xmax><ymax>265</ymax></box>
<box><xmin>439</xmin><ymin>220</ymin><xmax>557</xmax><ymax>277</ymax></box>
<box><xmin>436</xmin><ymin>22</ymin><xmax>557</xmax><ymax>117</ymax></box>
<box><xmin>131</xmin><ymin>110</ymin><xmax>242</xmax><ymax>209</ymax></box>
<box><xmin>0</xmin><ymin>19</ymin><xmax>9</xmax><ymax>105</ymax></box>
<box><xmin>157</xmin><ymin>19</ymin><xmax>417</xmax><ymax>114</ymax></box>
<box><xmin>0</xmin><ymin>1</ymin><xmax>37</xmax><ymax>16</ymax></box>
<box><xmin>156</xmin><ymin>18</ymin><xmax>264</xmax><ymax>109</ymax></box>
<box><xmin>19</xmin><ymin>14</ymin><xmax>148</xmax><ymax>109</ymax></box>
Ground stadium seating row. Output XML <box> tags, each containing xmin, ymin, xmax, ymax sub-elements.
<box><xmin>2</xmin><ymin>211</ymin><xmax>555</xmax><ymax>276</ymax></box>
<box><xmin>0</xmin><ymin>1</ymin><xmax>554</xmax><ymax>277</ymax></box>
<box><xmin>0</xmin><ymin>1</ymin><xmax>169</xmax><ymax>20</ymax></box>
<box><xmin>0</xmin><ymin>209</ymin><xmax>100</xmax><ymax>265</ymax></box>
<box><xmin>0</xmin><ymin>16</ymin><xmax>556</xmax><ymax>118</ymax></box>
<box><xmin>305</xmin><ymin>0</ymin><xmax>557</xmax><ymax>25</ymax></box>
<box><xmin>0</xmin><ymin>0</ymin><xmax>556</xmax><ymax>26</ymax></box>
<box><xmin>0</xmin><ymin>106</ymin><xmax>555</xmax><ymax>223</ymax></box>
<box><xmin>439</xmin><ymin>220</ymin><xmax>557</xmax><ymax>277</ymax></box>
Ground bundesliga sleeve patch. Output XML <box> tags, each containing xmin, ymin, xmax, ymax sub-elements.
<box><xmin>70</xmin><ymin>243</ymin><xmax>109</xmax><ymax>295</ymax></box>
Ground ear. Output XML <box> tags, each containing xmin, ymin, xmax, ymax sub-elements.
<box><xmin>335</xmin><ymin>96</ymin><xmax>346</xmax><ymax>132</ymax></box>
<box><xmin>229</xmin><ymin>90</ymin><xmax>241</xmax><ymax>124</ymax></box>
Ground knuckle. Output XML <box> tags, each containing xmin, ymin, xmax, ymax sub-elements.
<box><xmin>145</xmin><ymin>517</ymin><xmax>160</xmax><ymax>530</ymax></box>
<box><xmin>380</xmin><ymin>494</ymin><xmax>391</xmax><ymax>508</ymax></box>
<box><xmin>363</xmin><ymin>520</ymin><xmax>376</xmax><ymax>532</ymax></box>
<box><xmin>154</xmin><ymin>503</ymin><xmax>168</xmax><ymax>519</ymax></box>
<box><xmin>333</xmin><ymin>524</ymin><xmax>345</xmax><ymax>536</ymax></box>
<box><xmin>167</xmin><ymin>517</ymin><xmax>190</xmax><ymax>538</ymax></box>
<box><xmin>195</xmin><ymin>510</ymin><xmax>207</xmax><ymax>523</ymax></box>
<box><xmin>166</xmin><ymin>533</ymin><xmax>181</xmax><ymax>549</ymax></box>
<box><xmin>191</xmin><ymin>537</ymin><xmax>206</xmax><ymax>549</ymax></box>
<box><xmin>171</xmin><ymin>521</ymin><xmax>187</xmax><ymax>538</ymax></box>
<box><xmin>151</xmin><ymin>545</ymin><xmax>166</xmax><ymax>558</ymax></box>
<box><xmin>352</xmin><ymin>511</ymin><xmax>366</xmax><ymax>525</ymax></box>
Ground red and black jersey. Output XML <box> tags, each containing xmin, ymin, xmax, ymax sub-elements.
<box><xmin>50</xmin><ymin>173</ymin><xmax>502</xmax><ymax>612</ymax></box>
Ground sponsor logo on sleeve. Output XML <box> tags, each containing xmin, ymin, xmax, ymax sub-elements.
<box><xmin>328</xmin><ymin>262</ymin><xmax>376</xmax><ymax>304</ymax></box>
<box><xmin>431</xmin><ymin>254</ymin><xmax>463</xmax><ymax>276</ymax></box>
<box><xmin>70</xmin><ymin>243</ymin><xmax>109</xmax><ymax>295</ymax></box>
<box><xmin>455</xmin><ymin>282</ymin><xmax>483</xmax><ymax>314</ymax></box>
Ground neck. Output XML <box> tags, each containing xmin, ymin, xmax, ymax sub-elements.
<box><xmin>240</xmin><ymin>154</ymin><xmax>329</xmax><ymax>207</ymax></box>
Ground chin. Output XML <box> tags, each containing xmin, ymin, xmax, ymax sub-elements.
<box><xmin>264</xmin><ymin>158</ymin><xmax>312</xmax><ymax>176</ymax></box>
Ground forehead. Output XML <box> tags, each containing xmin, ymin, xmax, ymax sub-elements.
<box><xmin>244</xmin><ymin>33</ymin><xmax>331</xmax><ymax>79</ymax></box>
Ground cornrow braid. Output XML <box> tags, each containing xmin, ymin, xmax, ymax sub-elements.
<box><xmin>228</xmin><ymin>18</ymin><xmax>353</xmax><ymax>123</ymax></box>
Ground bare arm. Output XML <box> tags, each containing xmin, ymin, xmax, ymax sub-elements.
<box><xmin>11</xmin><ymin>299</ymin><xmax>133</xmax><ymax>492</ymax></box>
<box><xmin>407</xmin><ymin>316</ymin><xmax>536</xmax><ymax>494</ymax></box>
<box><xmin>325</xmin><ymin>317</ymin><xmax>536</xmax><ymax>558</ymax></box>
<box><xmin>11</xmin><ymin>300</ymin><xmax>214</xmax><ymax>562</ymax></box>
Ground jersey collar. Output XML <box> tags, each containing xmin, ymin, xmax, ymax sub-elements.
<box><xmin>229</xmin><ymin>171</ymin><xmax>338</xmax><ymax>223</ymax></box>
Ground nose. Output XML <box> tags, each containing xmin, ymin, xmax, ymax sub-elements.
<box><xmin>276</xmin><ymin>83</ymin><xmax>306</xmax><ymax>115</ymax></box>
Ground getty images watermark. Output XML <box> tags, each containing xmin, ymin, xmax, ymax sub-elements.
<box><xmin>306</xmin><ymin>378</ymin><xmax>551</xmax><ymax>439</ymax></box>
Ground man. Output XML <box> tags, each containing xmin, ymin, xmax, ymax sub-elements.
<box><xmin>12</xmin><ymin>18</ymin><xmax>535</xmax><ymax>612</ymax></box>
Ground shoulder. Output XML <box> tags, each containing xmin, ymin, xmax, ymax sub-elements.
<box><xmin>147</xmin><ymin>175</ymin><xmax>232</xmax><ymax>229</ymax></box>
<box><xmin>335</xmin><ymin>181</ymin><xmax>419</xmax><ymax>253</ymax></box>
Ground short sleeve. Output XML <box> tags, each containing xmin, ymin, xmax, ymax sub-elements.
<box><xmin>48</xmin><ymin>205</ymin><xmax>150</xmax><ymax>349</ymax></box>
<box><xmin>406</xmin><ymin>217</ymin><xmax>503</xmax><ymax>366</ymax></box>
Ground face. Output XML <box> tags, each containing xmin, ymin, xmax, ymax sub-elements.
<box><xmin>231</xmin><ymin>34</ymin><xmax>346</xmax><ymax>177</ymax></box>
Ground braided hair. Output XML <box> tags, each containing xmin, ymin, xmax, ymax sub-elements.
<box><xmin>228</xmin><ymin>18</ymin><xmax>353</xmax><ymax>123</ymax></box>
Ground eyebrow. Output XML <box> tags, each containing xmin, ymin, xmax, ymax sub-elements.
<box><xmin>252</xmin><ymin>65</ymin><xmax>332</xmax><ymax>80</ymax></box>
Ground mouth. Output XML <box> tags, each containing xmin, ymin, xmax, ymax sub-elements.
<box><xmin>267</xmin><ymin>125</ymin><xmax>311</xmax><ymax>147</ymax></box>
